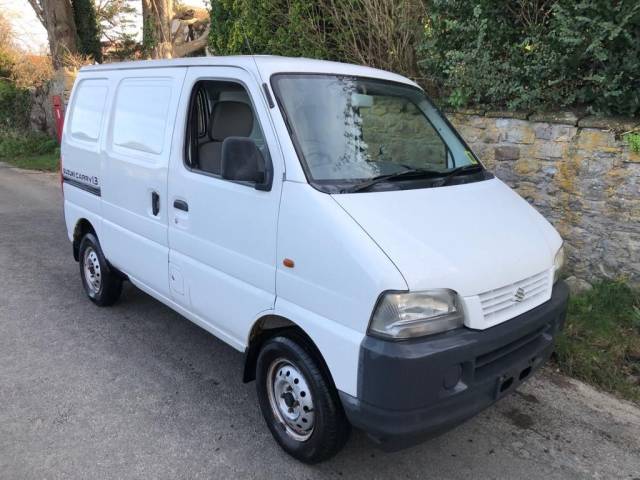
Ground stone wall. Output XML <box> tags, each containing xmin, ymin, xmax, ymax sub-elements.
<box><xmin>361</xmin><ymin>97</ymin><xmax>445</xmax><ymax>169</ymax></box>
<box><xmin>448</xmin><ymin>110</ymin><xmax>640</xmax><ymax>286</ymax></box>
<box><xmin>29</xmin><ymin>68</ymin><xmax>77</xmax><ymax>137</ymax></box>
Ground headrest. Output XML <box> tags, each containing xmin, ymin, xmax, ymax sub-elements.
<box><xmin>218</xmin><ymin>91</ymin><xmax>251</xmax><ymax>104</ymax></box>
<box><xmin>210</xmin><ymin>101</ymin><xmax>254</xmax><ymax>141</ymax></box>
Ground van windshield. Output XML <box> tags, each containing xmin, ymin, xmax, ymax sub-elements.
<box><xmin>271</xmin><ymin>74</ymin><xmax>488</xmax><ymax>193</ymax></box>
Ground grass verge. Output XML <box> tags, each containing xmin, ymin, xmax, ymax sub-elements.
<box><xmin>0</xmin><ymin>130</ymin><xmax>59</xmax><ymax>172</ymax></box>
<box><xmin>555</xmin><ymin>280</ymin><xmax>640</xmax><ymax>404</ymax></box>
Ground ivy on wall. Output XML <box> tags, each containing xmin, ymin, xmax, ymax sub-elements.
<box><xmin>72</xmin><ymin>0</ymin><xmax>103</xmax><ymax>63</ymax></box>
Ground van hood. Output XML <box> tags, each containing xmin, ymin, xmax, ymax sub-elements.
<box><xmin>332</xmin><ymin>178</ymin><xmax>561</xmax><ymax>297</ymax></box>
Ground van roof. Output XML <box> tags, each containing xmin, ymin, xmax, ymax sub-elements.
<box><xmin>79</xmin><ymin>55</ymin><xmax>418</xmax><ymax>88</ymax></box>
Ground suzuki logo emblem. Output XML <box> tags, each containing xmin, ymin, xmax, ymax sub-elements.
<box><xmin>514</xmin><ymin>287</ymin><xmax>526</xmax><ymax>303</ymax></box>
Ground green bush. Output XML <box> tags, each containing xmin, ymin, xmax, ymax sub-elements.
<box><xmin>209</xmin><ymin>0</ymin><xmax>640</xmax><ymax>116</ymax></box>
<box><xmin>0</xmin><ymin>130</ymin><xmax>58</xmax><ymax>158</ymax></box>
<box><xmin>0</xmin><ymin>80</ymin><xmax>31</xmax><ymax>131</ymax></box>
<box><xmin>208</xmin><ymin>0</ymin><xmax>425</xmax><ymax>80</ymax></box>
<box><xmin>209</xmin><ymin>0</ymin><xmax>330</xmax><ymax>59</ymax></box>
<box><xmin>420</xmin><ymin>0</ymin><xmax>640</xmax><ymax>115</ymax></box>
<box><xmin>624</xmin><ymin>132</ymin><xmax>640</xmax><ymax>153</ymax></box>
<box><xmin>0</xmin><ymin>129</ymin><xmax>59</xmax><ymax>171</ymax></box>
<box><xmin>555</xmin><ymin>280</ymin><xmax>640</xmax><ymax>403</ymax></box>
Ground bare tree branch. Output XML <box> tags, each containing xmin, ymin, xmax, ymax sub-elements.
<box><xmin>173</xmin><ymin>24</ymin><xmax>210</xmax><ymax>57</ymax></box>
<box><xmin>25</xmin><ymin>0</ymin><xmax>45</xmax><ymax>26</ymax></box>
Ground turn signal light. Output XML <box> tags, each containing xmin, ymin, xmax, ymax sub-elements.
<box><xmin>283</xmin><ymin>258</ymin><xmax>295</xmax><ymax>268</ymax></box>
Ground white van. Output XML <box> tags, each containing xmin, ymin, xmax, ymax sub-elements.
<box><xmin>62</xmin><ymin>56</ymin><xmax>569</xmax><ymax>463</ymax></box>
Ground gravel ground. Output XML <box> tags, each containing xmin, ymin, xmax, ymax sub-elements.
<box><xmin>1</xmin><ymin>163</ymin><xmax>639</xmax><ymax>479</ymax></box>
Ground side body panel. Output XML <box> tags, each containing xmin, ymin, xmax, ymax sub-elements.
<box><xmin>99</xmin><ymin>68</ymin><xmax>187</xmax><ymax>298</ymax></box>
<box><xmin>274</xmin><ymin>181</ymin><xmax>408</xmax><ymax>396</ymax></box>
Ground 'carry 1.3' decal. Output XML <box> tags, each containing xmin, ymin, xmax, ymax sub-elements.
<box><xmin>62</xmin><ymin>168</ymin><xmax>101</xmax><ymax>196</ymax></box>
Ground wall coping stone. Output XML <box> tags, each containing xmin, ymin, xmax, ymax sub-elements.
<box><xmin>447</xmin><ymin>109</ymin><xmax>640</xmax><ymax>132</ymax></box>
<box><xmin>578</xmin><ymin>116</ymin><xmax>639</xmax><ymax>132</ymax></box>
<box><xmin>446</xmin><ymin>108</ymin><xmax>486</xmax><ymax>116</ymax></box>
<box><xmin>528</xmin><ymin>111</ymin><xmax>580</xmax><ymax>125</ymax></box>
<box><xmin>485</xmin><ymin>110</ymin><xmax>530</xmax><ymax>120</ymax></box>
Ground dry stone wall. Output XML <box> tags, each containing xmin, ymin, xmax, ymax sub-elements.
<box><xmin>448</xmin><ymin>111</ymin><xmax>640</xmax><ymax>286</ymax></box>
<box><xmin>29</xmin><ymin>67</ymin><xmax>77</xmax><ymax>137</ymax></box>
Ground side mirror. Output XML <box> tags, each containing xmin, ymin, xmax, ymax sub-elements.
<box><xmin>221</xmin><ymin>137</ymin><xmax>273</xmax><ymax>191</ymax></box>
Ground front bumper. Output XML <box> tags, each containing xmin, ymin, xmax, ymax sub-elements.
<box><xmin>340</xmin><ymin>280</ymin><xmax>569</xmax><ymax>451</ymax></box>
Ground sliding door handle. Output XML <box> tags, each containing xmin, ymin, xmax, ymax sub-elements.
<box><xmin>173</xmin><ymin>199</ymin><xmax>189</xmax><ymax>212</ymax></box>
<box><xmin>151</xmin><ymin>191</ymin><xmax>160</xmax><ymax>216</ymax></box>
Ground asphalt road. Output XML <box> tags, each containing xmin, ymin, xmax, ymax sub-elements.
<box><xmin>1</xmin><ymin>163</ymin><xmax>639</xmax><ymax>480</ymax></box>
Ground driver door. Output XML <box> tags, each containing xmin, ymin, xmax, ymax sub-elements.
<box><xmin>167</xmin><ymin>67</ymin><xmax>284</xmax><ymax>348</ymax></box>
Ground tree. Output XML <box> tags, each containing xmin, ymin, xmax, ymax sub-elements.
<box><xmin>0</xmin><ymin>12</ymin><xmax>17</xmax><ymax>79</ymax></box>
<box><xmin>0</xmin><ymin>12</ymin><xmax>53</xmax><ymax>132</ymax></box>
<box><xmin>142</xmin><ymin>0</ymin><xmax>171</xmax><ymax>58</ymax></box>
<box><xmin>94</xmin><ymin>0</ymin><xmax>140</xmax><ymax>61</ymax></box>
<box><xmin>95</xmin><ymin>0</ymin><xmax>137</xmax><ymax>44</ymax></box>
<box><xmin>26</xmin><ymin>0</ymin><xmax>78</xmax><ymax>69</ymax></box>
<box><xmin>72</xmin><ymin>0</ymin><xmax>103</xmax><ymax>62</ymax></box>
<box><xmin>142</xmin><ymin>0</ymin><xmax>210</xmax><ymax>58</ymax></box>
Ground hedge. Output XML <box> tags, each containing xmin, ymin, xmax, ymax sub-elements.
<box><xmin>420</xmin><ymin>0</ymin><xmax>640</xmax><ymax>116</ymax></box>
<box><xmin>208</xmin><ymin>0</ymin><xmax>640</xmax><ymax>117</ymax></box>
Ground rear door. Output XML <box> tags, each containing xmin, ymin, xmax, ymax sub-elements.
<box><xmin>99</xmin><ymin>68</ymin><xmax>187</xmax><ymax>299</ymax></box>
<box><xmin>167</xmin><ymin>66</ymin><xmax>284</xmax><ymax>347</ymax></box>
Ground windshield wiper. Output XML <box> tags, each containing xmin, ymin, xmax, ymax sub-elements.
<box><xmin>439</xmin><ymin>164</ymin><xmax>484</xmax><ymax>186</ymax></box>
<box><xmin>343</xmin><ymin>168</ymin><xmax>447</xmax><ymax>193</ymax></box>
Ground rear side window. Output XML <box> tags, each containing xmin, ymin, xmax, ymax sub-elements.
<box><xmin>112</xmin><ymin>78</ymin><xmax>171</xmax><ymax>155</ymax></box>
<box><xmin>69</xmin><ymin>79</ymin><xmax>108</xmax><ymax>142</ymax></box>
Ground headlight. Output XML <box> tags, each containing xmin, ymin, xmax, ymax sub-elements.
<box><xmin>369</xmin><ymin>289</ymin><xmax>464</xmax><ymax>340</ymax></box>
<box><xmin>553</xmin><ymin>243</ymin><xmax>565</xmax><ymax>284</ymax></box>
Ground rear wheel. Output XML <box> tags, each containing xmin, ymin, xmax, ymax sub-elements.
<box><xmin>78</xmin><ymin>233</ymin><xmax>122</xmax><ymax>306</ymax></box>
<box><xmin>256</xmin><ymin>334</ymin><xmax>350</xmax><ymax>463</ymax></box>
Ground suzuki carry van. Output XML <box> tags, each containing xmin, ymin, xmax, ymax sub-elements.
<box><xmin>62</xmin><ymin>56</ymin><xmax>569</xmax><ymax>463</ymax></box>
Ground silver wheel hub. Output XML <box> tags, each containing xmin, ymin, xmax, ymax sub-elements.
<box><xmin>266</xmin><ymin>359</ymin><xmax>315</xmax><ymax>441</ymax></box>
<box><xmin>83</xmin><ymin>247</ymin><xmax>102</xmax><ymax>294</ymax></box>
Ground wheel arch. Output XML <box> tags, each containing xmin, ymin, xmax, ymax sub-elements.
<box><xmin>243</xmin><ymin>315</ymin><xmax>337</xmax><ymax>392</ymax></box>
<box><xmin>72</xmin><ymin>218</ymin><xmax>96</xmax><ymax>261</ymax></box>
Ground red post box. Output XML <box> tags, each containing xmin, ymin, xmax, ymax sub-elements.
<box><xmin>52</xmin><ymin>95</ymin><xmax>64</xmax><ymax>144</ymax></box>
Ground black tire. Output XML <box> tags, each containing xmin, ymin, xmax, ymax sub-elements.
<box><xmin>256</xmin><ymin>333</ymin><xmax>351</xmax><ymax>463</ymax></box>
<box><xmin>78</xmin><ymin>233</ymin><xmax>122</xmax><ymax>306</ymax></box>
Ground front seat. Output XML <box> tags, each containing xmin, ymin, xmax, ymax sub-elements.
<box><xmin>199</xmin><ymin>101</ymin><xmax>254</xmax><ymax>175</ymax></box>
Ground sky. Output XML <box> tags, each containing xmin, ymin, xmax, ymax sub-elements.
<box><xmin>1</xmin><ymin>0</ymin><xmax>49</xmax><ymax>52</ymax></box>
<box><xmin>1</xmin><ymin>0</ymin><xmax>207</xmax><ymax>54</ymax></box>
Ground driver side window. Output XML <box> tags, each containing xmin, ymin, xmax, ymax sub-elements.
<box><xmin>185</xmin><ymin>80</ymin><xmax>269</xmax><ymax>178</ymax></box>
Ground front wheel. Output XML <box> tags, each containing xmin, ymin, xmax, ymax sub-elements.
<box><xmin>256</xmin><ymin>334</ymin><xmax>350</xmax><ymax>463</ymax></box>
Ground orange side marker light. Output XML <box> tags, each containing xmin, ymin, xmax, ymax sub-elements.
<box><xmin>283</xmin><ymin>258</ymin><xmax>295</xmax><ymax>268</ymax></box>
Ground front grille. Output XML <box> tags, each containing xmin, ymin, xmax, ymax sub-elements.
<box><xmin>478</xmin><ymin>270</ymin><xmax>550</xmax><ymax>324</ymax></box>
<box><xmin>475</xmin><ymin>324</ymin><xmax>546</xmax><ymax>370</ymax></box>
<box><xmin>474</xmin><ymin>322</ymin><xmax>552</xmax><ymax>381</ymax></box>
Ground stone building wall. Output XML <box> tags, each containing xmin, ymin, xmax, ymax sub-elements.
<box><xmin>448</xmin><ymin>111</ymin><xmax>640</xmax><ymax>286</ymax></box>
<box><xmin>361</xmin><ymin>97</ymin><xmax>445</xmax><ymax>169</ymax></box>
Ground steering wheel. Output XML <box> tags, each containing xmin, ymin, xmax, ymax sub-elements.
<box><xmin>302</xmin><ymin>140</ymin><xmax>333</xmax><ymax>168</ymax></box>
